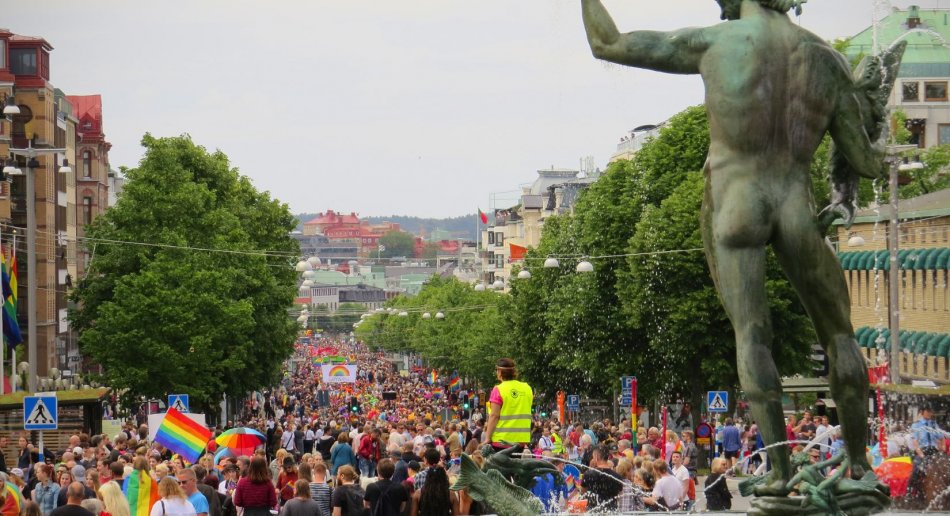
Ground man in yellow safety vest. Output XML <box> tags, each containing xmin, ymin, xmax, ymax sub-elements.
<box><xmin>482</xmin><ymin>358</ymin><xmax>534</xmax><ymax>447</ymax></box>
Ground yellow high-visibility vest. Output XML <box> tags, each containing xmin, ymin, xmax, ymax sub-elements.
<box><xmin>493</xmin><ymin>380</ymin><xmax>533</xmax><ymax>444</ymax></box>
<box><xmin>552</xmin><ymin>431</ymin><xmax>565</xmax><ymax>454</ymax></box>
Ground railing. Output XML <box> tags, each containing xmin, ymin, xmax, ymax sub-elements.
<box><xmin>861</xmin><ymin>348</ymin><xmax>949</xmax><ymax>384</ymax></box>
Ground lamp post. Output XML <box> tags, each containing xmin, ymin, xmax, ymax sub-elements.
<box><xmin>5</xmin><ymin>139</ymin><xmax>68</xmax><ymax>392</ymax></box>
<box><xmin>884</xmin><ymin>145</ymin><xmax>924</xmax><ymax>385</ymax></box>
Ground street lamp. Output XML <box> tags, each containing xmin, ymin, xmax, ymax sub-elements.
<box><xmin>884</xmin><ymin>146</ymin><xmax>924</xmax><ymax>385</ymax></box>
<box><xmin>8</xmin><ymin>139</ymin><xmax>67</xmax><ymax>392</ymax></box>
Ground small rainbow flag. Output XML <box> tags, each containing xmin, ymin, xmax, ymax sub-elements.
<box><xmin>428</xmin><ymin>370</ymin><xmax>438</xmax><ymax>385</ymax></box>
<box><xmin>4</xmin><ymin>481</ymin><xmax>22</xmax><ymax>515</ymax></box>
<box><xmin>432</xmin><ymin>390</ymin><xmax>443</xmax><ymax>400</ymax></box>
<box><xmin>122</xmin><ymin>469</ymin><xmax>160</xmax><ymax>516</ymax></box>
<box><xmin>154</xmin><ymin>407</ymin><xmax>211</xmax><ymax>464</ymax></box>
<box><xmin>448</xmin><ymin>373</ymin><xmax>460</xmax><ymax>392</ymax></box>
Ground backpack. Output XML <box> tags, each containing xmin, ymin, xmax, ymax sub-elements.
<box><xmin>342</xmin><ymin>484</ymin><xmax>370</xmax><ymax>516</ymax></box>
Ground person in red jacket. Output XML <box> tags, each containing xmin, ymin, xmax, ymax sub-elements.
<box><xmin>233</xmin><ymin>457</ymin><xmax>277</xmax><ymax>516</ymax></box>
<box><xmin>357</xmin><ymin>428</ymin><xmax>382</xmax><ymax>478</ymax></box>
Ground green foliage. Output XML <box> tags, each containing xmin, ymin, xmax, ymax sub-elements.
<box><xmin>313</xmin><ymin>303</ymin><xmax>364</xmax><ymax>333</ymax></box>
<box><xmin>356</xmin><ymin>276</ymin><xmax>511</xmax><ymax>388</ymax></box>
<box><xmin>378</xmin><ymin>230</ymin><xmax>416</xmax><ymax>258</ymax></box>
<box><xmin>897</xmin><ymin>144</ymin><xmax>950</xmax><ymax>198</ymax></box>
<box><xmin>70</xmin><ymin>134</ymin><xmax>299</xmax><ymax>413</ymax></box>
<box><xmin>891</xmin><ymin>109</ymin><xmax>914</xmax><ymax>146</ymax></box>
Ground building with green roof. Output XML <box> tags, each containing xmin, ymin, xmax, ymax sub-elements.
<box><xmin>847</xmin><ymin>5</ymin><xmax>950</xmax><ymax>147</ymax></box>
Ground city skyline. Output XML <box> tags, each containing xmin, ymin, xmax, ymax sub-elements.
<box><xmin>9</xmin><ymin>0</ymin><xmax>904</xmax><ymax>217</ymax></box>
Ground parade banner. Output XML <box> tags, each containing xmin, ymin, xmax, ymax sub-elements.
<box><xmin>321</xmin><ymin>364</ymin><xmax>357</xmax><ymax>383</ymax></box>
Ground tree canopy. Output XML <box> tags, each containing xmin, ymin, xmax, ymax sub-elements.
<box><xmin>378</xmin><ymin>230</ymin><xmax>416</xmax><ymax>258</ymax></box>
<box><xmin>70</xmin><ymin>134</ymin><xmax>299</xmax><ymax>413</ymax></box>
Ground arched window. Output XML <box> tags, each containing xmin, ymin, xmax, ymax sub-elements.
<box><xmin>82</xmin><ymin>195</ymin><xmax>92</xmax><ymax>225</ymax></box>
<box><xmin>82</xmin><ymin>151</ymin><xmax>91</xmax><ymax>178</ymax></box>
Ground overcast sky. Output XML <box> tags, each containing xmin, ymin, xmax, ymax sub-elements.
<box><xmin>7</xmin><ymin>0</ymin><xmax>936</xmax><ymax>217</ymax></box>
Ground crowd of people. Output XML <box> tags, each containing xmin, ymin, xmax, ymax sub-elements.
<box><xmin>0</xmin><ymin>336</ymin><xmax>944</xmax><ymax>516</ymax></box>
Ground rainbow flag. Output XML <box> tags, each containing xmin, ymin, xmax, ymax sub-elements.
<box><xmin>3</xmin><ymin>481</ymin><xmax>22</xmax><ymax>515</ymax></box>
<box><xmin>154</xmin><ymin>407</ymin><xmax>211</xmax><ymax>464</ymax></box>
<box><xmin>448</xmin><ymin>372</ymin><xmax>460</xmax><ymax>392</ymax></box>
<box><xmin>122</xmin><ymin>469</ymin><xmax>160</xmax><ymax>516</ymax></box>
<box><xmin>432</xmin><ymin>390</ymin><xmax>443</xmax><ymax>400</ymax></box>
<box><xmin>428</xmin><ymin>370</ymin><xmax>438</xmax><ymax>385</ymax></box>
<box><xmin>1</xmin><ymin>246</ymin><xmax>21</xmax><ymax>349</ymax></box>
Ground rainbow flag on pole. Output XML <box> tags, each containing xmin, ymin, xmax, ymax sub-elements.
<box><xmin>122</xmin><ymin>469</ymin><xmax>160</xmax><ymax>516</ymax></box>
<box><xmin>154</xmin><ymin>407</ymin><xmax>211</xmax><ymax>463</ymax></box>
<box><xmin>448</xmin><ymin>372</ymin><xmax>461</xmax><ymax>392</ymax></box>
<box><xmin>1</xmin><ymin>245</ymin><xmax>21</xmax><ymax>349</ymax></box>
<box><xmin>428</xmin><ymin>370</ymin><xmax>438</xmax><ymax>385</ymax></box>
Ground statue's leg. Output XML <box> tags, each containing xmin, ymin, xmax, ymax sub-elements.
<box><xmin>701</xmin><ymin>186</ymin><xmax>790</xmax><ymax>494</ymax></box>
<box><xmin>772</xmin><ymin>203</ymin><xmax>870</xmax><ymax>476</ymax></box>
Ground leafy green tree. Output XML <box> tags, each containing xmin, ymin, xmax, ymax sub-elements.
<box><xmin>619</xmin><ymin>173</ymin><xmax>814</xmax><ymax>407</ymax></box>
<box><xmin>313</xmin><ymin>302</ymin><xmax>364</xmax><ymax>333</ymax></box>
<box><xmin>897</xmin><ymin>144</ymin><xmax>950</xmax><ymax>198</ymax></box>
<box><xmin>70</xmin><ymin>135</ymin><xmax>299</xmax><ymax>413</ymax></box>
<box><xmin>378</xmin><ymin>231</ymin><xmax>416</xmax><ymax>258</ymax></box>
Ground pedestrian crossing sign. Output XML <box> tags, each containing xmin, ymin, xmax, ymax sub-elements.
<box><xmin>24</xmin><ymin>395</ymin><xmax>58</xmax><ymax>430</ymax></box>
<box><xmin>707</xmin><ymin>391</ymin><xmax>729</xmax><ymax>413</ymax></box>
<box><xmin>168</xmin><ymin>394</ymin><xmax>190</xmax><ymax>413</ymax></box>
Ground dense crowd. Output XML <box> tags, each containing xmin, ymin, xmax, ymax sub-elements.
<box><xmin>0</xmin><ymin>336</ymin><xmax>944</xmax><ymax>516</ymax></box>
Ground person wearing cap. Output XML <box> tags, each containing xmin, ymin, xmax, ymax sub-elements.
<box><xmin>482</xmin><ymin>358</ymin><xmax>534</xmax><ymax>448</ymax></box>
<box><xmin>909</xmin><ymin>404</ymin><xmax>946</xmax><ymax>499</ymax></box>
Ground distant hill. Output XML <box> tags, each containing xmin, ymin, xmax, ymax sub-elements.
<box><xmin>295</xmin><ymin>213</ymin><xmax>478</xmax><ymax>241</ymax></box>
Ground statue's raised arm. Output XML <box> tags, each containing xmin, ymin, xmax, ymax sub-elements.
<box><xmin>581</xmin><ymin>0</ymin><xmax>710</xmax><ymax>74</ymax></box>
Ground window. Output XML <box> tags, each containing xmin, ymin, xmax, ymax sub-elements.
<box><xmin>940</xmin><ymin>125</ymin><xmax>950</xmax><ymax>145</ymax></box>
<box><xmin>495</xmin><ymin>232</ymin><xmax>504</xmax><ymax>245</ymax></box>
<box><xmin>0</xmin><ymin>40</ymin><xmax>5</xmax><ymax>69</ymax></box>
<box><xmin>9</xmin><ymin>48</ymin><xmax>36</xmax><ymax>75</ymax></box>
<box><xmin>82</xmin><ymin>196</ymin><xmax>92</xmax><ymax>225</ymax></box>
<box><xmin>487</xmin><ymin>232</ymin><xmax>494</xmax><ymax>245</ymax></box>
<box><xmin>925</xmin><ymin>81</ymin><xmax>948</xmax><ymax>101</ymax></box>
<box><xmin>495</xmin><ymin>253</ymin><xmax>504</xmax><ymax>268</ymax></box>
<box><xmin>82</xmin><ymin>151</ymin><xmax>91</xmax><ymax>178</ymax></box>
<box><xmin>903</xmin><ymin>82</ymin><xmax>920</xmax><ymax>102</ymax></box>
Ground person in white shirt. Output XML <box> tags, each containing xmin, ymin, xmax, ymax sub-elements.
<box><xmin>538</xmin><ymin>427</ymin><xmax>554</xmax><ymax>453</ymax></box>
<box><xmin>669</xmin><ymin>450</ymin><xmax>690</xmax><ymax>508</ymax></box>
<box><xmin>645</xmin><ymin>460</ymin><xmax>683</xmax><ymax>510</ymax></box>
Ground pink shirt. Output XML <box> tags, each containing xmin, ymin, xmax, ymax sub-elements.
<box><xmin>489</xmin><ymin>387</ymin><xmax>503</xmax><ymax>406</ymax></box>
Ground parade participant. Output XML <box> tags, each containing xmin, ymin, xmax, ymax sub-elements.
<box><xmin>356</xmin><ymin>429</ymin><xmax>381</xmax><ymax>479</ymax></box>
<box><xmin>149</xmin><ymin>477</ymin><xmax>196</xmax><ymax>516</ymax></box>
<box><xmin>482</xmin><ymin>358</ymin><xmax>533</xmax><ymax>447</ymax></box>
<box><xmin>363</xmin><ymin>459</ymin><xmax>408</xmax><ymax>516</ymax></box>
<box><xmin>98</xmin><ymin>481</ymin><xmax>131</xmax><ymax>516</ymax></box>
<box><xmin>308</xmin><ymin>463</ymin><xmax>332</xmax><ymax>516</ymax></box>
<box><xmin>278</xmin><ymin>480</ymin><xmax>320</xmax><ymax>516</ymax></box>
<box><xmin>909</xmin><ymin>404</ymin><xmax>947</xmax><ymax>499</ymax></box>
<box><xmin>329</xmin><ymin>466</ymin><xmax>364</xmax><ymax>516</ymax></box>
<box><xmin>276</xmin><ymin>458</ymin><xmax>299</xmax><ymax>507</ymax></box>
<box><xmin>175</xmin><ymin>469</ymin><xmax>209</xmax><ymax>516</ymax></box>
<box><xmin>32</xmin><ymin>464</ymin><xmax>60</xmax><ymax>515</ymax></box>
<box><xmin>329</xmin><ymin>434</ymin><xmax>356</xmax><ymax>477</ymax></box>
<box><xmin>50</xmin><ymin>483</ymin><xmax>95</xmax><ymax>516</ymax></box>
<box><xmin>233</xmin><ymin>457</ymin><xmax>277</xmax><ymax>516</ymax></box>
<box><xmin>704</xmin><ymin>458</ymin><xmax>733</xmax><ymax>511</ymax></box>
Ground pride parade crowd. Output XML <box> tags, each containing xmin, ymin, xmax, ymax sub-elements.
<box><xmin>0</xmin><ymin>336</ymin><xmax>943</xmax><ymax>516</ymax></box>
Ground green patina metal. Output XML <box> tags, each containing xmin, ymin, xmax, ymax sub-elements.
<box><xmin>582</xmin><ymin>0</ymin><xmax>903</xmax><ymax>510</ymax></box>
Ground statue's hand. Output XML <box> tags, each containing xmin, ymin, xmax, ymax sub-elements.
<box><xmin>818</xmin><ymin>201</ymin><xmax>855</xmax><ymax>232</ymax></box>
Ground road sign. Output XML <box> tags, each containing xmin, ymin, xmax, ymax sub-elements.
<box><xmin>621</xmin><ymin>376</ymin><xmax>635</xmax><ymax>394</ymax></box>
<box><xmin>566</xmin><ymin>395</ymin><xmax>580</xmax><ymax>411</ymax></box>
<box><xmin>620</xmin><ymin>394</ymin><xmax>632</xmax><ymax>406</ymax></box>
<box><xmin>168</xmin><ymin>394</ymin><xmax>190</xmax><ymax>413</ymax></box>
<box><xmin>695</xmin><ymin>422</ymin><xmax>713</xmax><ymax>446</ymax></box>
<box><xmin>24</xmin><ymin>395</ymin><xmax>58</xmax><ymax>430</ymax></box>
<box><xmin>707</xmin><ymin>391</ymin><xmax>729</xmax><ymax>413</ymax></box>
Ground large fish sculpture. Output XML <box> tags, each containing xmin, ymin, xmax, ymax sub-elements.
<box><xmin>450</xmin><ymin>454</ymin><xmax>544</xmax><ymax>516</ymax></box>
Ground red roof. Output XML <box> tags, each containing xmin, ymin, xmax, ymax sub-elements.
<box><xmin>9</xmin><ymin>34</ymin><xmax>53</xmax><ymax>50</ymax></box>
<box><xmin>66</xmin><ymin>95</ymin><xmax>103</xmax><ymax>135</ymax></box>
<box><xmin>304</xmin><ymin>210</ymin><xmax>360</xmax><ymax>226</ymax></box>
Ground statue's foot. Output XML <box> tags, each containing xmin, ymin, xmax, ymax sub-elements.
<box><xmin>850</xmin><ymin>460</ymin><xmax>871</xmax><ymax>480</ymax></box>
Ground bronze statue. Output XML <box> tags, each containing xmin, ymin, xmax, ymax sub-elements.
<box><xmin>582</xmin><ymin>0</ymin><xmax>899</xmax><ymax>504</ymax></box>
<box><xmin>451</xmin><ymin>453</ymin><xmax>545</xmax><ymax>516</ymax></box>
<box><xmin>479</xmin><ymin>444</ymin><xmax>561</xmax><ymax>489</ymax></box>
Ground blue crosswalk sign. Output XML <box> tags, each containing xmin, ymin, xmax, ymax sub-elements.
<box><xmin>168</xmin><ymin>394</ymin><xmax>190</xmax><ymax>413</ymax></box>
<box><xmin>24</xmin><ymin>396</ymin><xmax>58</xmax><ymax>430</ymax></box>
<box><xmin>707</xmin><ymin>391</ymin><xmax>729</xmax><ymax>413</ymax></box>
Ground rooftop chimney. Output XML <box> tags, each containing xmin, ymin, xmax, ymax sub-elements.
<box><xmin>908</xmin><ymin>5</ymin><xmax>921</xmax><ymax>29</ymax></box>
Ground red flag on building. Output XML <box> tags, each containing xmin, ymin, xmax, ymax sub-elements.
<box><xmin>478</xmin><ymin>209</ymin><xmax>488</xmax><ymax>225</ymax></box>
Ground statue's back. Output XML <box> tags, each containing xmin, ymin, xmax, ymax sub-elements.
<box><xmin>700</xmin><ymin>12</ymin><xmax>851</xmax><ymax>164</ymax></box>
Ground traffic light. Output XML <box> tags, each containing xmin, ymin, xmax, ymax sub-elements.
<box><xmin>349</xmin><ymin>396</ymin><xmax>360</xmax><ymax>413</ymax></box>
<box><xmin>541</xmin><ymin>411</ymin><xmax>548</xmax><ymax>418</ymax></box>
<box><xmin>463</xmin><ymin>402</ymin><xmax>470</xmax><ymax>410</ymax></box>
